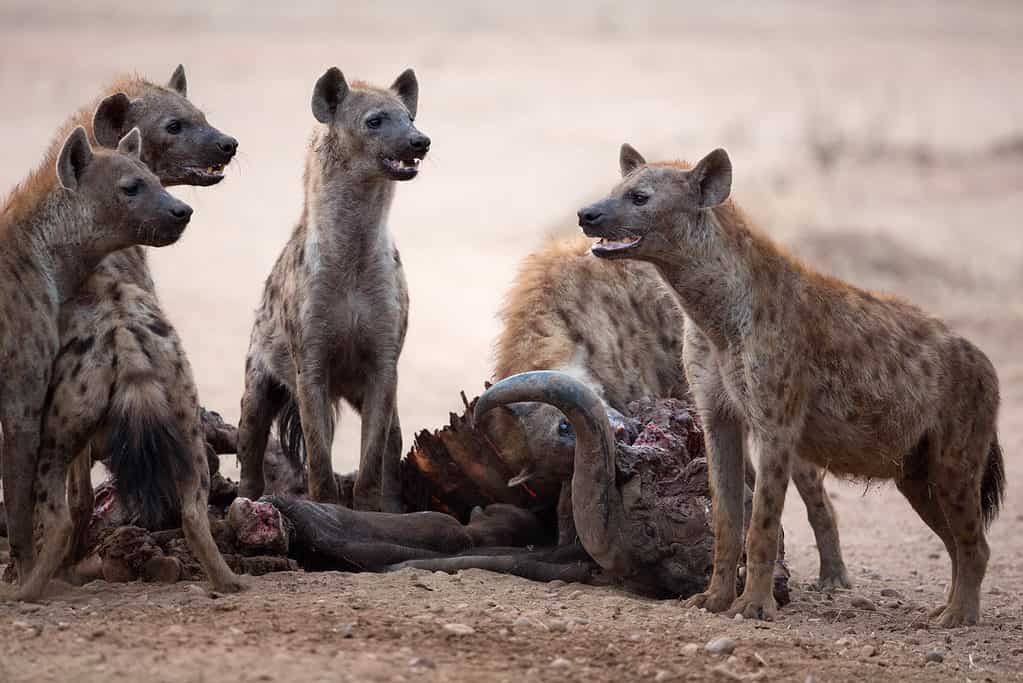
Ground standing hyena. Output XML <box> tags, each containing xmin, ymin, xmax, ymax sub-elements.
<box><xmin>30</xmin><ymin>67</ymin><xmax>244</xmax><ymax>595</ymax></box>
<box><xmin>0</xmin><ymin>124</ymin><xmax>197</xmax><ymax>601</ymax></box>
<box><xmin>577</xmin><ymin>144</ymin><xmax>1005</xmax><ymax>626</ymax></box>
<box><xmin>238</xmin><ymin>67</ymin><xmax>430</xmax><ymax>511</ymax></box>
<box><xmin>485</xmin><ymin>236</ymin><xmax>850</xmax><ymax>589</ymax></box>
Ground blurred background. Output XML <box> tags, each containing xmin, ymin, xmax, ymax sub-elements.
<box><xmin>2</xmin><ymin>0</ymin><xmax>1021</xmax><ymax>506</ymax></box>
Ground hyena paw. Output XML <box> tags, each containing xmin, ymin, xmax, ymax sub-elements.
<box><xmin>727</xmin><ymin>592</ymin><xmax>778</xmax><ymax>621</ymax></box>
<box><xmin>936</xmin><ymin>603</ymin><xmax>979</xmax><ymax>628</ymax></box>
<box><xmin>212</xmin><ymin>573</ymin><xmax>251</xmax><ymax>594</ymax></box>
<box><xmin>817</xmin><ymin>565</ymin><xmax>853</xmax><ymax>591</ymax></box>
<box><xmin>683</xmin><ymin>589</ymin><xmax>735</xmax><ymax>613</ymax></box>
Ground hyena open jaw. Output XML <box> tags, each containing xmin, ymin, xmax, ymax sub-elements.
<box><xmin>0</xmin><ymin>123</ymin><xmax>198</xmax><ymax>601</ymax></box>
<box><xmin>38</xmin><ymin>67</ymin><xmax>243</xmax><ymax>596</ymax></box>
<box><xmin>238</xmin><ymin>67</ymin><xmax>429</xmax><ymax>511</ymax></box>
<box><xmin>577</xmin><ymin>144</ymin><xmax>1005</xmax><ymax>626</ymax></box>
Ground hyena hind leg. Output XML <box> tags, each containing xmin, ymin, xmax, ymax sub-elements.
<box><xmin>896</xmin><ymin>475</ymin><xmax>958</xmax><ymax>618</ymax></box>
<box><xmin>791</xmin><ymin>459</ymin><xmax>851</xmax><ymax>590</ymax></box>
<box><xmin>178</xmin><ymin>423</ymin><xmax>247</xmax><ymax>593</ymax></box>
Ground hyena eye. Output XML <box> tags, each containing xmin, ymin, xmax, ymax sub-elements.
<box><xmin>120</xmin><ymin>179</ymin><xmax>143</xmax><ymax>196</ymax></box>
<box><xmin>366</xmin><ymin>117</ymin><xmax>383</xmax><ymax>130</ymax></box>
<box><xmin>557</xmin><ymin>418</ymin><xmax>573</xmax><ymax>437</ymax></box>
<box><xmin>165</xmin><ymin>120</ymin><xmax>182</xmax><ymax>135</ymax></box>
<box><xmin>631</xmin><ymin>192</ymin><xmax>649</xmax><ymax>206</ymax></box>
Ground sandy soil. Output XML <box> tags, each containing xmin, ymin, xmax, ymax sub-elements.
<box><xmin>1</xmin><ymin>2</ymin><xmax>1022</xmax><ymax>681</ymax></box>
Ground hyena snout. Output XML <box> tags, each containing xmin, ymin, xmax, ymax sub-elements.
<box><xmin>215</xmin><ymin>134</ymin><xmax>239</xmax><ymax>157</ymax></box>
<box><xmin>145</xmin><ymin>196</ymin><xmax>193</xmax><ymax>246</ymax></box>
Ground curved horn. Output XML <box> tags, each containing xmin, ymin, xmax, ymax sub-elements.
<box><xmin>475</xmin><ymin>371</ymin><xmax>631</xmax><ymax>574</ymax></box>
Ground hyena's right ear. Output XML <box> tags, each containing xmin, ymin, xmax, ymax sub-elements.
<box><xmin>93</xmin><ymin>92</ymin><xmax>133</xmax><ymax>148</ymax></box>
<box><xmin>57</xmin><ymin>126</ymin><xmax>94</xmax><ymax>191</ymax></box>
<box><xmin>619</xmin><ymin>143</ymin><xmax>646</xmax><ymax>177</ymax></box>
<box><xmin>311</xmin><ymin>67</ymin><xmax>350</xmax><ymax>124</ymax></box>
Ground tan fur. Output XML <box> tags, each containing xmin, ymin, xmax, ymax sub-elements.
<box><xmin>578</xmin><ymin>146</ymin><xmax>1004</xmax><ymax>626</ymax></box>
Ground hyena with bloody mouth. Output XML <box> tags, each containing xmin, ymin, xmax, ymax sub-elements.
<box><xmin>576</xmin><ymin>144</ymin><xmax>1004</xmax><ymax>625</ymax></box>
<box><xmin>237</xmin><ymin>67</ymin><xmax>429</xmax><ymax>511</ymax></box>
<box><xmin>19</xmin><ymin>66</ymin><xmax>244</xmax><ymax>596</ymax></box>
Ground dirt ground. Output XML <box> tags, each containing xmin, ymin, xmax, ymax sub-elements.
<box><xmin>2</xmin><ymin>1</ymin><xmax>1022</xmax><ymax>681</ymax></box>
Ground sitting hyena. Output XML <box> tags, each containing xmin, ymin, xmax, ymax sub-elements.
<box><xmin>22</xmin><ymin>67</ymin><xmax>244</xmax><ymax>597</ymax></box>
<box><xmin>577</xmin><ymin>144</ymin><xmax>1005</xmax><ymax>626</ymax></box>
<box><xmin>0</xmin><ymin>124</ymin><xmax>199</xmax><ymax>601</ymax></box>
<box><xmin>238</xmin><ymin>67</ymin><xmax>430</xmax><ymax>511</ymax></box>
<box><xmin>486</xmin><ymin>235</ymin><xmax>850</xmax><ymax>588</ymax></box>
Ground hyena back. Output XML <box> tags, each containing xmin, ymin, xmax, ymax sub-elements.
<box><xmin>1</xmin><ymin>122</ymin><xmax>194</xmax><ymax>601</ymax></box>
<box><xmin>238</xmin><ymin>67</ymin><xmax>429</xmax><ymax>511</ymax></box>
<box><xmin>577</xmin><ymin>144</ymin><xmax>1004</xmax><ymax>626</ymax></box>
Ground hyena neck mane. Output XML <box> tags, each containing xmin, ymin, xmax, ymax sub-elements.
<box><xmin>652</xmin><ymin>200</ymin><xmax>798</xmax><ymax>349</ymax></box>
<box><xmin>1</xmin><ymin>182</ymin><xmax>103</xmax><ymax>303</ymax></box>
<box><xmin>300</xmin><ymin>129</ymin><xmax>397</xmax><ymax>279</ymax></box>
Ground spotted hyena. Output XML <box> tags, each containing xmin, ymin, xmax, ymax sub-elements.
<box><xmin>238</xmin><ymin>67</ymin><xmax>429</xmax><ymax>512</ymax></box>
<box><xmin>577</xmin><ymin>144</ymin><xmax>1004</xmax><ymax>626</ymax></box>
<box><xmin>0</xmin><ymin>123</ymin><xmax>200</xmax><ymax>601</ymax></box>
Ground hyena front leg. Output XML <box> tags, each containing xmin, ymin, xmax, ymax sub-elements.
<box><xmin>729</xmin><ymin>432</ymin><xmax>794</xmax><ymax>621</ymax></box>
<box><xmin>295</xmin><ymin>358</ymin><xmax>340</xmax><ymax>504</ymax></box>
<box><xmin>683</xmin><ymin>411</ymin><xmax>746</xmax><ymax>613</ymax></box>
<box><xmin>791</xmin><ymin>459</ymin><xmax>851</xmax><ymax>590</ymax></box>
<box><xmin>354</xmin><ymin>365</ymin><xmax>399</xmax><ymax>512</ymax></box>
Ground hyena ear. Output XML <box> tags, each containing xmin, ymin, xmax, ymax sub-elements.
<box><xmin>619</xmin><ymin>143</ymin><xmax>646</xmax><ymax>177</ymax></box>
<box><xmin>168</xmin><ymin>64</ymin><xmax>187</xmax><ymax>97</ymax></box>
<box><xmin>689</xmin><ymin>148</ymin><xmax>732</xmax><ymax>208</ymax></box>
<box><xmin>93</xmin><ymin>92</ymin><xmax>133</xmax><ymax>148</ymax></box>
<box><xmin>390</xmin><ymin>68</ymin><xmax>419</xmax><ymax>119</ymax></box>
<box><xmin>311</xmin><ymin>67</ymin><xmax>349</xmax><ymax>124</ymax></box>
<box><xmin>56</xmin><ymin>126</ymin><xmax>94</xmax><ymax>191</ymax></box>
<box><xmin>117</xmin><ymin>127</ymin><xmax>143</xmax><ymax>160</ymax></box>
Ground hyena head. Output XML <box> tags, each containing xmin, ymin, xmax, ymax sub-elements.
<box><xmin>92</xmin><ymin>65</ymin><xmax>238</xmax><ymax>187</ymax></box>
<box><xmin>578</xmin><ymin>145</ymin><xmax>733</xmax><ymax>262</ymax></box>
<box><xmin>310</xmin><ymin>66</ymin><xmax>430</xmax><ymax>181</ymax></box>
<box><xmin>57</xmin><ymin>126</ymin><xmax>193</xmax><ymax>249</ymax></box>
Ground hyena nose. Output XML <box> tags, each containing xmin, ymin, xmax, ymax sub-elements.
<box><xmin>410</xmin><ymin>134</ymin><xmax>431</xmax><ymax>153</ymax></box>
<box><xmin>170</xmin><ymin>203</ymin><xmax>193</xmax><ymax>221</ymax></box>
<box><xmin>217</xmin><ymin>136</ymin><xmax>238</xmax><ymax>156</ymax></box>
<box><xmin>578</xmin><ymin>208</ymin><xmax>604</xmax><ymax>225</ymax></box>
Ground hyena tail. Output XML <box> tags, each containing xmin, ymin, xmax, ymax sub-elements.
<box><xmin>981</xmin><ymin>434</ymin><xmax>1006</xmax><ymax>528</ymax></box>
<box><xmin>106</xmin><ymin>374</ymin><xmax>189</xmax><ymax>529</ymax></box>
<box><xmin>276</xmin><ymin>387</ymin><xmax>308</xmax><ymax>470</ymax></box>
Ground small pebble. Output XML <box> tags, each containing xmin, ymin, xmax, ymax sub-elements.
<box><xmin>925</xmin><ymin>651</ymin><xmax>944</xmax><ymax>664</ymax></box>
<box><xmin>705</xmin><ymin>637</ymin><xmax>737</xmax><ymax>655</ymax></box>
<box><xmin>850</xmin><ymin>596</ymin><xmax>876</xmax><ymax>611</ymax></box>
<box><xmin>733</xmin><ymin>613</ymin><xmax>744</xmax><ymax>622</ymax></box>
<box><xmin>880</xmin><ymin>588</ymin><xmax>903</xmax><ymax>599</ymax></box>
<box><xmin>513</xmin><ymin>617</ymin><xmax>532</xmax><ymax>627</ymax></box>
<box><xmin>409</xmin><ymin>656</ymin><xmax>435</xmax><ymax>669</ymax></box>
<box><xmin>334</xmin><ymin>623</ymin><xmax>354</xmax><ymax>638</ymax></box>
<box><xmin>548</xmin><ymin>619</ymin><xmax>568</xmax><ymax>633</ymax></box>
<box><xmin>681</xmin><ymin>643</ymin><xmax>701</xmax><ymax>656</ymax></box>
<box><xmin>443</xmin><ymin>623</ymin><xmax>475</xmax><ymax>636</ymax></box>
<box><xmin>550</xmin><ymin>657</ymin><xmax>572</xmax><ymax>669</ymax></box>
<box><xmin>859</xmin><ymin>644</ymin><xmax>877</xmax><ymax>658</ymax></box>
<box><xmin>654</xmin><ymin>671</ymin><xmax>673</xmax><ymax>682</ymax></box>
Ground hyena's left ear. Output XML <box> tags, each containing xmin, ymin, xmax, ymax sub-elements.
<box><xmin>93</xmin><ymin>92</ymin><xmax>133</xmax><ymax>148</ymax></box>
<box><xmin>390</xmin><ymin>68</ymin><xmax>419</xmax><ymax>119</ymax></box>
<box><xmin>689</xmin><ymin>148</ymin><xmax>732</xmax><ymax>208</ymax></box>
<box><xmin>168</xmin><ymin>64</ymin><xmax>187</xmax><ymax>97</ymax></box>
<box><xmin>56</xmin><ymin>126</ymin><xmax>94</xmax><ymax>191</ymax></box>
<box><xmin>117</xmin><ymin>127</ymin><xmax>143</xmax><ymax>160</ymax></box>
<box><xmin>619</xmin><ymin>143</ymin><xmax>646</xmax><ymax>177</ymax></box>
